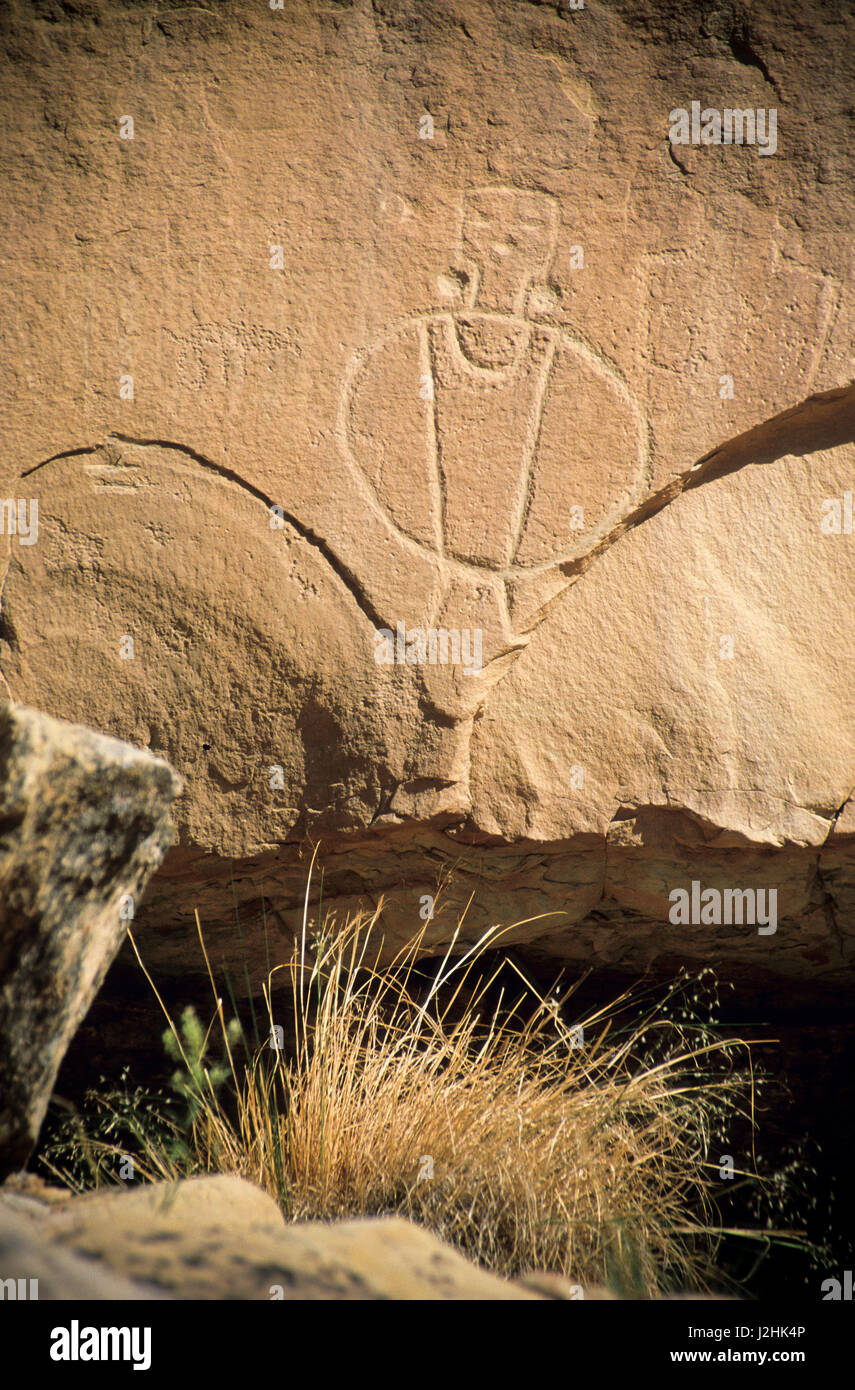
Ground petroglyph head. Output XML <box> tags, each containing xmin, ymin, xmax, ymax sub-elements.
<box><xmin>460</xmin><ymin>186</ymin><xmax>559</xmax><ymax>315</ymax></box>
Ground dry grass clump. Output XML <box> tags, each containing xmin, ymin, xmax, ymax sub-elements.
<box><xmin>108</xmin><ymin>892</ymin><xmax>763</xmax><ymax>1297</ymax></box>
<box><xmin>40</xmin><ymin>875</ymin><xmax>777</xmax><ymax>1296</ymax></box>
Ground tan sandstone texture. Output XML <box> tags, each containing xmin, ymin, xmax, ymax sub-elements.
<box><xmin>1</xmin><ymin>1174</ymin><xmax>548</xmax><ymax>1299</ymax></box>
<box><xmin>1</xmin><ymin>0</ymin><xmax>854</xmax><ymax>997</ymax></box>
<box><xmin>0</xmin><ymin>1172</ymin><xmax>735</xmax><ymax>1299</ymax></box>
<box><xmin>0</xmin><ymin>703</ymin><xmax>181</xmax><ymax>1177</ymax></box>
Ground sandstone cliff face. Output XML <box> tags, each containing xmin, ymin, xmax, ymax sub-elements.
<box><xmin>1</xmin><ymin>0</ymin><xmax>854</xmax><ymax>993</ymax></box>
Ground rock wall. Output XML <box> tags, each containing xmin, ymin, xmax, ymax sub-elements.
<box><xmin>1</xmin><ymin>0</ymin><xmax>854</xmax><ymax>994</ymax></box>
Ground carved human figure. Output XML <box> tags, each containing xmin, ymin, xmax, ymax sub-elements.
<box><xmin>343</xmin><ymin>186</ymin><xmax>648</xmax><ymax>724</ymax></box>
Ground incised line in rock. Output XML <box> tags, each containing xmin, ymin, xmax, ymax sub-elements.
<box><xmin>12</xmin><ymin>380</ymin><xmax>855</xmax><ymax>717</ymax></box>
<box><xmin>20</xmin><ymin>433</ymin><xmax>389</xmax><ymax>636</ymax></box>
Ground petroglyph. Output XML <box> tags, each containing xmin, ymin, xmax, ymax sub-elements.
<box><xmin>165</xmin><ymin>322</ymin><xmax>299</xmax><ymax>393</ymax></box>
<box><xmin>7</xmin><ymin>183</ymin><xmax>855</xmax><ymax>797</ymax></box>
<box><xmin>339</xmin><ymin>186</ymin><xmax>650</xmax><ymax>715</ymax></box>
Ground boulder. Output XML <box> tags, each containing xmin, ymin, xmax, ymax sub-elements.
<box><xmin>29</xmin><ymin>1174</ymin><xmax>542</xmax><ymax>1300</ymax></box>
<box><xmin>0</xmin><ymin>1199</ymin><xmax>170</xmax><ymax>1301</ymax></box>
<box><xmin>0</xmin><ymin>704</ymin><xmax>181</xmax><ymax>1178</ymax></box>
